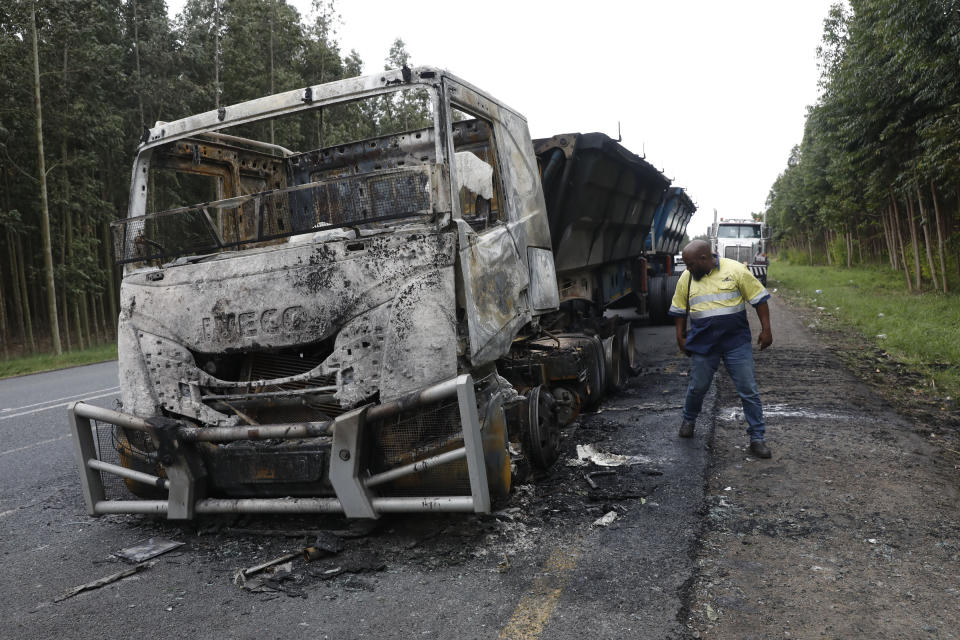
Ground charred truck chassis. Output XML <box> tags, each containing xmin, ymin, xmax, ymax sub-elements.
<box><xmin>69</xmin><ymin>67</ymin><xmax>693</xmax><ymax>519</ymax></box>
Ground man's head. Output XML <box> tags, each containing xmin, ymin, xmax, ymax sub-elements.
<box><xmin>681</xmin><ymin>240</ymin><xmax>715</xmax><ymax>280</ymax></box>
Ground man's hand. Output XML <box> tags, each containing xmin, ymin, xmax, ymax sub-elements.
<box><xmin>677</xmin><ymin>334</ymin><xmax>691</xmax><ymax>356</ymax></box>
<box><xmin>755</xmin><ymin>301</ymin><xmax>773</xmax><ymax>350</ymax></box>
<box><xmin>757</xmin><ymin>328</ymin><xmax>772</xmax><ymax>350</ymax></box>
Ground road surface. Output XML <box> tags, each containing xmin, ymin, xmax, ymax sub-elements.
<box><xmin>1</xmin><ymin>326</ymin><xmax>710</xmax><ymax>640</ymax></box>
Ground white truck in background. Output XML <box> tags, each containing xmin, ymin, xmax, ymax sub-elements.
<box><xmin>709</xmin><ymin>210</ymin><xmax>768</xmax><ymax>285</ymax></box>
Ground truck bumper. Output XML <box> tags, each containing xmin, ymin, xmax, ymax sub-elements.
<box><xmin>68</xmin><ymin>374</ymin><xmax>504</xmax><ymax>519</ymax></box>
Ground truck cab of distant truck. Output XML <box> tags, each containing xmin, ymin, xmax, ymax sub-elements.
<box><xmin>709</xmin><ymin>214</ymin><xmax>769</xmax><ymax>285</ymax></box>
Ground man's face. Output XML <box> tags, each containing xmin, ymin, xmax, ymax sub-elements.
<box><xmin>684</xmin><ymin>251</ymin><xmax>714</xmax><ymax>280</ymax></box>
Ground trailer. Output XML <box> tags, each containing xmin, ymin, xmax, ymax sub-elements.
<box><xmin>645</xmin><ymin>187</ymin><xmax>696</xmax><ymax>323</ymax></box>
<box><xmin>68</xmin><ymin>66</ymin><xmax>694</xmax><ymax>519</ymax></box>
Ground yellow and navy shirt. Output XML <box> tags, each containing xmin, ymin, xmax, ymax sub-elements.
<box><xmin>668</xmin><ymin>256</ymin><xmax>770</xmax><ymax>355</ymax></box>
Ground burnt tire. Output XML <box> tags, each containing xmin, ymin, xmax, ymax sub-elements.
<box><xmin>584</xmin><ymin>336</ymin><xmax>605</xmax><ymax>409</ymax></box>
<box><xmin>615</xmin><ymin>323</ymin><xmax>632</xmax><ymax>385</ymax></box>
<box><xmin>619</xmin><ymin>322</ymin><xmax>639</xmax><ymax>376</ymax></box>
<box><xmin>603</xmin><ymin>335</ymin><xmax>621</xmax><ymax>394</ymax></box>
<box><xmin>525</xmin><ymin>386</ymin><xmax>561</xmax><ymax>469</ymax></box>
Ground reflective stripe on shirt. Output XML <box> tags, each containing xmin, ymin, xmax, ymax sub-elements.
<box><xmin>690</xmin><ymin>302</ymin><xmax>746</xmax><ymax>319</ymax></box>
<box><xmin>689</xmin><ymin>290</ymin><xmax>742</xmax><ymax>306</ymax></box>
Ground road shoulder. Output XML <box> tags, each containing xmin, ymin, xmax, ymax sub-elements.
<box><xmin>684</xmin><ymin>294</ymin><xmax>960</xmax><ymax>639</ymax></box>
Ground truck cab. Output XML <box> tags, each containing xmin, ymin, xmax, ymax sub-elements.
<box><xmin>709</xmin><ymin>215</ymin><xmax>768</xmax><ymax>285</ymax></box>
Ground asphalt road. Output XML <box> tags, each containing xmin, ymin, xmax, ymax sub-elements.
<box><xmin>0</xmin><ymin>325</ymin><xmax>713</xmax><ymax>640</ymax></box>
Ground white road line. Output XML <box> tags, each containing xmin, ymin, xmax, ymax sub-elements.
<box><xmin>0</xmin><ymin>390</ymin><xmax>121</xmax><ymax>422</ymax></box>
<box><xmin>0</xmin><ymin>386</ymin><xmax>119</xmax><ymax>414</ymax></box>
<box><xmin>0</xmin><ymin>433</ymin><xmax>71</xmax><ymax>457</ymax></box>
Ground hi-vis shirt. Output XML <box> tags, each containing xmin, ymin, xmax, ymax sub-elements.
<box><xmin>668</xmin><ymin>256</ymin><xmax>770</xmax><ymax>355</ymax></box>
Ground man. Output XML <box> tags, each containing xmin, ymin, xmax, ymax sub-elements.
<box><xmin>669</xmin><ymin>240</ymin><xmax>773</xmax><ymax>458</ymax></box>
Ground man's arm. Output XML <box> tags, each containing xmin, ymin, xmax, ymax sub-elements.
<box><xmin>675</xmin><ymin>315</ymin><xmax>689</xmax><ymax>355</ymax></box>
<box><xmin>755</xmin><ymin>301</ymin><xmax>772</xmax><ymax>350</ymax></box>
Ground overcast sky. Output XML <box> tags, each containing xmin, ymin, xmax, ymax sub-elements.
<box><xmin>169</xmin><ymin>0</ymin><xmax>836</xmax><ymax>236</ymax></box>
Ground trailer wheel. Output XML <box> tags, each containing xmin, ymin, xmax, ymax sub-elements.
<box><xmin>619</xmin><ymin>323</ymin><xmax>638</xmax><ymax>376</ymax></box>
<box><xmin>524</xmin><ymin>386</ymin><xmax>560</xmax><ymax>469</ymax></box>
<box><xmin>603</xmin><ymin>336</ymin><xmax>622</xmax><ymax>394</ymax></box>
<box><xmin>584</xmin><ymin>336</ymin><xmax>605</xmax><ymax>409</ymax></box>
<box><xmin>615</xmin><ymin>323</ymin><xmax>633</xmax><ymax>383</ymax></box>
<box><xmin>648</xmin><ymin>275</ymin><xmax>667</xmax><ymax>324</ymax></box>
<box><xmin>664</xmin><ymin>274</ymin><xmax>681</xmax><ymax>320</ymax></box>
<box><xmin>650</xmin><ymin>274</ymin><xmax>681</xmax><ymax>325</ymax></box>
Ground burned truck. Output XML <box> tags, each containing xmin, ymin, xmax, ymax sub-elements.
<box><xmin>69</xmin><ymin>66</ymin><xmax>690</xmax><ymax>519</ymax></box>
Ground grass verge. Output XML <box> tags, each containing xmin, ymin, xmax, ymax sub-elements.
<box><xmin>0</xmin><ymin>343</ymin><xmax>118</xmax><ymax>380</ymax></box>
<box><xmin>768</xmin><ymin>262</ymin><xmax>960</xmax><ymax>409</ymax></box>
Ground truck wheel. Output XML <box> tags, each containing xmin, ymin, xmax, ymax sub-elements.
<box><xmin>648</xmin><ymin>275</ymin><xmax>667</xmax><ymax>324</ymax></box>
<box><xmin>584</xmin><ymin>336</ymin><xmax>605</xmax><ymax>409</ymax></box>
<box><xmin>525</xmin><ymin>386</ymin><xmax>560</xmax><ymax>469</ymax></box>
<box><xmin>616</xmin><ymin>323</ymin><xmax>633</xmax><ymax>382</ymax></box>
<box><xmin>603</xmin><ymin>336</ymin><xmax>622</xmax><ymax>393</ymax></box>
<box><xmin>663</xmin><ymin>274</ymin><xmax>681</xmax><ymax>324</ymax></box>
<box><xmin>617</xmin><ymin>322</ymin><xmax>640</xmax><ymax>382</ymax></box>
<box><xmin>551</xmin><ymin>386</ymin><xmax>580</xmax><ymax>425</ymax></box>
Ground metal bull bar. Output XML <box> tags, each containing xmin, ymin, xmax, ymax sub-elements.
<box><xmin>67</xmin><ymin>374</ymin><xmax>490</xmax><ymax>519</ymax></box>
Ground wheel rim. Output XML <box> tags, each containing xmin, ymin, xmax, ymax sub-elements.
<box><xmin>526</xmin><ymin>386</ymin><xmax>560</xmax><ymax>469</ymax></box>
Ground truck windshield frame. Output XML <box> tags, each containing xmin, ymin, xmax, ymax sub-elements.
<box><xmin>117</xmin><ymin>83</ymin><xmax>445</xmax><ymax>269</ymax></box>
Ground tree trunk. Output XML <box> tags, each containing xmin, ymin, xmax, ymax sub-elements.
<box><xmin>214</xmin><ymin>0</ymin><xmax>221</xmax><ymax>109</ymax></box>
<box><xmin>133</xmin><ymin>0</ymin><xmax>144</xmax><ymax>129</ymax></box>
<box><xmin>102</xmin><ymin>220</ymin><xmax>117</xmax><ymax>331</ymax></box>
<box><xmin>16</xmin><ymin>234</ymin><xmax>36</xmax><ymax>351</ymax></box>
<box><xmin>882</xmin><ymin>205</ymin><xmax>896</xmax><ymax>269</ymax></box>
<box><xmin>825</xmin><ymin>229</ymin><xmax>832</xmax><ymax>265</ymax></box>
<box><xmin>6</xmin><ymin>230</ymin><xmax>25</xmax><ymax>346</ymax></box>
<box><xmin>65</xmin><ymin>172</ymin><xmax>84</xmax><ymax>350</ymax></box>
<box><xmin>929</xmin><ymin>180</ymin><xmax>947</xmax><ymax>293</ymax></box>
<box><xmin>30</xmin><ymin>4</ymin><xmax>62</xmax><ymax>355</ymax></box>
<box><xmin>915</xmin><ymin>181</ymin><xmax>939</xmax><ymax>292</ymax></box>
<box><xmin>891</xmin><ymin>194</ymin><xmax>912</xmax><ymax>291</ymax></box>
<box><xmin>80</xmin><ymin>281</ymin><xmax>92</xmax><ymax>347</ymax></box>
<box><xmin>98</xmin><ymin>294</ymin><xmax>108</xmax><ymax>342</ymax></box>
<box><xmin>269</xmin><ymin>1</ymin><xmax>275</xmax><ymax>145</ymax></box>
<box><xmin>888</xmin><ymin>205</ymin><xmax>900</xmax><ymax>270</ymax></box>
<box><xmin>905</xmin><ymin>197</ymin><xmax>922</xmax><ymax>289</ymax></box>
<box><xmin>0</xmin><ymin>257</ymin><xmax>7</xmax><ymax>358</ymax></box>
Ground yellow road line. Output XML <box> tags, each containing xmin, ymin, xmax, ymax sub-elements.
<box><xmin>498</xmin><ymin>544</ymin><xmax>584</xmax><ymax>640</ymax></box>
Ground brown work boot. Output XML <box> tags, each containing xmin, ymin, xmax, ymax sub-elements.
<box><xmin>749</xmin><ymin>440</ymin><xmax>772</xmax><ymax>458</ymax></box>
<box><xmin>678</xmin><ymin>420</ymin><xmax>695</xmax><ymax>438</ymax></box>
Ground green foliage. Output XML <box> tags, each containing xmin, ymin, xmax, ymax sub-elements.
<box><xmin>766</xmin><ymin>0</ymin><xmax>960</xmax><ymax>292</ymax></box>
<box><xmin>0</xmin><ymin>0</ymin><xmax>425</xmax><ymax>363</ymax></box>
<box><xmin>0</xmin><ymin>342</ymin><xmax>117</xmax><ymax>379</ymax></box>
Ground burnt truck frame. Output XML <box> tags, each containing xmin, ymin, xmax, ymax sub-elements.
<box><xmin>68</xmin><ymin>66</ymin><xmax>690</xmax><ymax>519</ymax></box>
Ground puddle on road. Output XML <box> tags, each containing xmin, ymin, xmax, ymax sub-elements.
<box><xmin>719</xmin><ymin>404</ymin><xmax>854</xmax><ymax>422</ymax></box>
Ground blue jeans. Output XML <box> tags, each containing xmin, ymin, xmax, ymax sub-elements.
<box><xmin>682</xmin><ymin>341</ymin><xmax>766</xmax><ymax>441</ymax></box>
